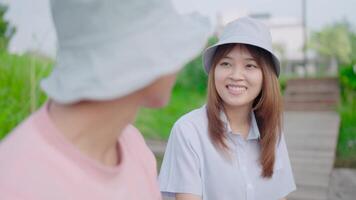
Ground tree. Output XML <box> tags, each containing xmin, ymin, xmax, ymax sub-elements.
<box><xmin>0</xmin><ymin>3</ymin><xmax>15</xmax><ymax>50</ymax></box>
<box><xmin>350</xmin><ymin>31</ymin><xmax>356</xmax><ymax>64</ymax></box>
<box><xmin>309</xmin><ymin>21</ymin><xmax>354</xmax><ymax>66</ymax></box>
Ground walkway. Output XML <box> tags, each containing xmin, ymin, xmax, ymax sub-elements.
<box><xmin>284</xmin><ymin>78</ymin><xmax>340</xmax><ymax>200</ymax></box>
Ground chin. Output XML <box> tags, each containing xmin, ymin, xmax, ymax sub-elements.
<box><xmin>222</xmin><ymin>98</ymin><xmax>252</xmax><ymax>108</ymax></box>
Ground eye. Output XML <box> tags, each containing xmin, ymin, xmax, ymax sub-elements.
<box><xmin>246</xmin><ymin>64</ymin><xmax>258</xmax><ymax>69</ymax></box>
<box><xmin>219</xmin><ymin>62</ymin><xmax>231</xmax><ymax>67</ymax></box>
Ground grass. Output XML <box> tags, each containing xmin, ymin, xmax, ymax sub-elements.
<box><xmin>0</xmin><ymin>50</ymin><xmax>207</xmax><ymax>141</ymax></box>
<box><xmin>0</xmin><ymin>51</ymin><xmax>52</xmax><ymax>139</ymax></box>
<box><xmin>335</xmin><ymin>102</ymin><xmax>356</xmax><ymax>168</ymax></box>
<box><xmin>334</xmin><ymin>65</ymin><xmax>356</xmax><ymax>168</ymax></box>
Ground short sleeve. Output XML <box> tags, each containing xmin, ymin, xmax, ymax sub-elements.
<box><xmin>158</xmin><ymin>122</ymin><xmax>202</xmax><ymax>197</ymax></box>
<box><xmin>276</xmin><ymin>133</ymin><xmax>297</xmax><ymax>197</ymax></box>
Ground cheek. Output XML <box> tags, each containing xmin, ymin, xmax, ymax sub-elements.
<box><xmin>214</xmin><ymin>68</ymin><xmax>226</xmax><ymax>89</ymax></box>
<box><xmin>252</xmin><ymin>71</ymin><xmax>263</xmax><ymax>91</ymax></box>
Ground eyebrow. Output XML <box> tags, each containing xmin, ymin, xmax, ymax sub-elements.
<box><xmin>222</xmin><ymin>56</ymin><xmax>257</xmax><ymax>62</ymax></box>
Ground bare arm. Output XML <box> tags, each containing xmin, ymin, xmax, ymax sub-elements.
<box><xmin>176</xmin><ymin>193</ymin><xmax>202</xmax><ymax>200</ymax></box>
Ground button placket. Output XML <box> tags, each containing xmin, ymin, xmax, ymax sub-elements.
<box><xmin>238</xmin><ymin>138</ymin><xmax>255</xmax><ymax>200</ymax></box>
<box><xmin>227</xmin><ymin>133</ymin><xmax>239</xmax><ymax>168</ymax></box>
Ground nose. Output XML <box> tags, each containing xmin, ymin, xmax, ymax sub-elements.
<box><xmin>228</xmin><ymin>65</ymin><xmax>245</xmax><ymax>80</ymax></box>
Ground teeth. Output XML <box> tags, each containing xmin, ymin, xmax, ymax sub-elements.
<box><xmin>226</xmin><ymin>85</ymin><xmax>247</xmax><ymax>94</ymax></box>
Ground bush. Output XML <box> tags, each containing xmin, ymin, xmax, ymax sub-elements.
<box><xmin>175</xmin><ymin>36</ymin><xmax>218</xmax><ymax>94</ymax></box>
<box><xmin>335</xmin><ymin>64</ymin><xmax>356</xmax><ymax>168</ymax></box>
<box><xmin>0</xmin><ymin>4</ymin><xmax>15</xmax><ymax>50</ymax></box>
<box><xmin>0</xmin><ymin>51</ymin><xmax>52</xmax><ymax>139</ymax></box>
<box><xmin>339</xmin><ymin>64</ymin><xmax>356</xmax><ymax>103</ymax></box>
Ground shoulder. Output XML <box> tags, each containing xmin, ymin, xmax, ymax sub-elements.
<box><xmin>120</xmin><ymin>124</ymin><xmax>152</xmax><ymax>154</ymax></box>
<box><xmin>0</xmin><ymin>111</ymin><xmax>40</xmax><ymax>163</ymax></box>
<box><xmin>0</xmin><ymin>112</ymin><xmax>55</xmax><ymax>191</ymax></box>
<box><xmin>120</xmin><ymin>124</ymin><xmax>156</xmax><ymax>167</ymax></box>
<box><xmin>169</xmin><ymin>105</ymin><xmax>208</xmax><ymax>145</ymax></box>
<box><xmin>174</xmin><ymin>105</ymin><xmax>208</xmax><ymax>131</ymax></box>
<box><xmin>120</xmin><ymin>124</ymin><xmax>145</xmax><ymax>144</ymax></box>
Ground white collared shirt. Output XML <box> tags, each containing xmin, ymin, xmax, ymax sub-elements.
<box><xmin>159</xmin><ymin>105</ymin><xmax>296</xmax><ymax>200</ymax></box>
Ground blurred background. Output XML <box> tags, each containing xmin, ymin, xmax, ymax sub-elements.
<box><xmin>0</xmin><ymin>0</ymin><xmax>355</xmax><ymax>199</ymax></box>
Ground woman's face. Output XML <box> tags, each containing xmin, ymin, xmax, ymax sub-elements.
<box><xmin>214</xmin><ymin>44</ymin><xmax>263</xmax><ymax>109</ymax></box>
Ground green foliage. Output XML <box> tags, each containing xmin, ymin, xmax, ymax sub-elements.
<box><xmin>339</xmin><ymin>64</ymin><xmax>356</xmax><ymax>89</ymax></box>
<box><xmin>350</xmin><ymin>33</ymin><xmax>356</xmax><ymax>63</ymax></box>
<box><xmin>309</xmin><ymin>22</ymin><xmax>355</xmax><ymax>65</ymax></box>
<box><xmin>336</xmin><ymin>103</ymin><xmax>356</xmax><ymax>168</ymax></box>
<box><xmin>135</xmin><ymin>86</ymin><xmax>206</xmax><ymax>140</ymax></box>
<box><xmin>338</xmin><ymin>64</ymin><xmax>356</xmax><ymax>103</ymax></box>
<box><xmin>175</xmin><ymin>54</ymin><xmax>208</xmax><ymax>94</ymax></box>
<box><xmin>335</xmin><ymin>64</ymin><xmax>356</xmax><ymax>168</ymax></box>
<box><xmin>175</xmin><ymin>36</ymin><xmax>218</xmax><ymax>94</ymax></box>
<box><xmin>0</xmin><ymin>4</ymin><xmax>15</xmax><ymax>50</ymax></box>
<box><xmin>0</xmin><ymin>51</ymin><xmax>52</xmax><ymax>139</ymax></box>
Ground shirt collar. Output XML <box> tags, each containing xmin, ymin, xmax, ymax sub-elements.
<box><xmin>220</xmin><ymin>110</ymin><xmax>260</xmax><ymax>140</ymax></box>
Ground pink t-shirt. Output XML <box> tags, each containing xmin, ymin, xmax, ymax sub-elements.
<box><xmin>0</xmin><ymin>104</ymin><xmax>162</xmax><ymax>200</ymax></box>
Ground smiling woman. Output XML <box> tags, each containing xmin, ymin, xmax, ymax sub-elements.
<box><xmin>159</xmin><ymin>17</ymin><xmax>296</xmax><ymax>200</ymax></box>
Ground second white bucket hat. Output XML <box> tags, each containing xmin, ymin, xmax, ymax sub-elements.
<box><xmin>202</xmin><ymin>17</ymin><xmax>280</xmax><ymax>76</ymax></box>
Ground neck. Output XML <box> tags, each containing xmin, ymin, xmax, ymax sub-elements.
<box><xmin>223</xmin><ymin>104</ymin><xmax>252</xmax><ymax>138</ymax></box>
<box><xmin>48</xmin><ymin>94</ymin><xmax>142</xmax><ymax>166</ymax></box>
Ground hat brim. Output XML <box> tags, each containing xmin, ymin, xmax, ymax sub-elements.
<box><xmin>202</xmin><ymin>38</ymin><xmax>280</xmax><ymax>77</ymax></box>
<box><xmin>42</xmin><ymin>13</ymin><xmax>211</xmax><ymax>104</ymax></box>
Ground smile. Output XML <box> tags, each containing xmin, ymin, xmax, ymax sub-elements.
<box><xmin>226</xmin><ymin>84</ymin><xmax>247</xmax><ymax>95</ymax></box>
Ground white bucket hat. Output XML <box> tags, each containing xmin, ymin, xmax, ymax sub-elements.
<box><xmin>41</xmin><ymin>0</ymin><xmax>211</xmax><ymax>104</ymax></box>
<box><xmin>202</xmin><ymin>17</ymin><xmax>280</xmax><ymax>76</ymax></box>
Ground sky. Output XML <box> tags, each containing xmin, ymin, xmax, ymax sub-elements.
<box><xmin>1</xmin><ymin>0</ymin><xmax>356</xmax><ymax>57</ymax></box>
<box><xmin>172</xmin><ymin>0</ymin><xmax>356</xmax><ymax>29</ymax></box>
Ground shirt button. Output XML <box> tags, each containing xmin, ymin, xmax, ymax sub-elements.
<box><xmin>239</xmin><ymin>139</ymin><xmax>246</xmax><ymax>147</ymax></box>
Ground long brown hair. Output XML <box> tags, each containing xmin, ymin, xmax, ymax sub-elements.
<box><xmin>206</xmin><ymin>43</ymin><xmax>283</xmax><ymax>178</ymax></box>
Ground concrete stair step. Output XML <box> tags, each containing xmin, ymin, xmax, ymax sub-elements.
<box><xmin>288</xmin><ymin>184</ymin><xmax>329</xmax><ymax>200</ymax></box>
<box><xmin>284</xmin><ymin>130</ymin><xmax>338</xmax><ymax>139</ymax></box>
<box><xmin>289</xmin><ymin>153</ymin><xmax>335</xmax><ymax>168</ymax></box>
<box><xmin>284</xmin><ymin>100</ymin><xmax>338</xmax><ymax>105</ymax></box>
<box><xmin>292</xmin><ymin>166</ymin><xmax>331</xmax><ymax>188</ymax></box>
<box><xmin>283</xmin><ymin>112</ymin><xmax>340</xmax><ymax>129</ymax></box>
<box><xmin>284</xmin><ymin>78</ymin><xmax>340</xmax><ymax>111</ymax></box>
<box><xmin>284</xmin><ymin>93</ymin><xmax>339</xmax><ymax>102</ymax></box>
<box><xmin>291</xmin><ymin>159</ymin><xmax>333</xmax><ymax>174</ymax></box>
<box><xmin>284</xmin><ymin>103</ymin><xmax>338</xmax><ymax>111</ymax></box>
<box><xmin>288</xmin><ymin>149</ymin><xmax>335</xmax><ymax>160</ymax></box>
<box><xmin>287</xmin><ymin>142</ymin><xmax>336</xmax><ymax>151</ymax></box>
<box><xmin>286</xmin><ymin>78</ymin><xmax>339</xmax><ymax>85</ymax></box>
<box><xmin>286</xmin><ymin>85</ymin><xmax>339</xmax><ymax>94</ymax></box>
<box><xmin>286</xmin><ymin>137</ymin><xmax>338</xmax><ymax>151</ymax></box>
